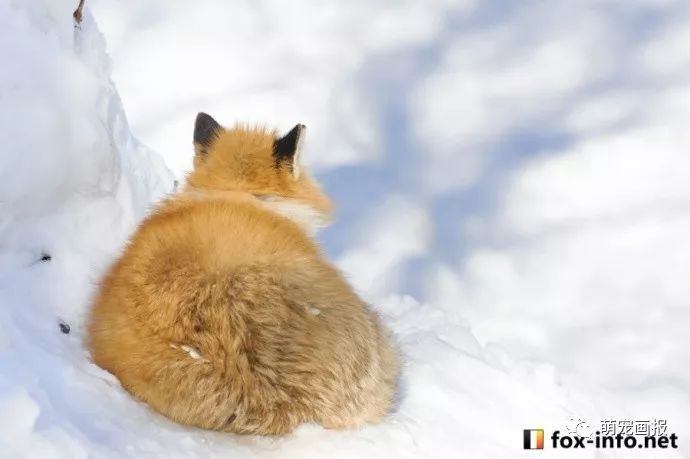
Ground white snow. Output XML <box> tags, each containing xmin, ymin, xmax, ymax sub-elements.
<box><xmin>0</xmin><ymin>0</ymin><xmax>688</xmax><ymax>457</ymax></box>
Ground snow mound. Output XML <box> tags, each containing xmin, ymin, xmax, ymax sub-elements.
<box><xmin>0</xmin><ymin>1</ymin><xmax>675</xmax><ymax>458</ymax></box>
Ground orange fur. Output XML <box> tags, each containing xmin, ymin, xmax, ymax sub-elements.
<box><xmin>87</xmin><ymin>122</ymin><xmax>399</xmax><ymax>435</ymax></box>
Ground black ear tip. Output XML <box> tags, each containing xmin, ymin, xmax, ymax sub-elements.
<box><xmin>194</xmin><ymin>112</ymin><xmax>222</xmax><ymax>148</ymax></box>
<box><xmin>285</xmin><ymin>123</ymin><xmax>306</xmax><ymax>139</ymax></box>
<box><xmin>195</xmin><ymin>112</ymin><xmax>214</xmax><ymax>126</ymax></box>
<box><xmin>273</xmin><ymin>123</ymin><xmax>306</xmax><ymax>163</ymax></box>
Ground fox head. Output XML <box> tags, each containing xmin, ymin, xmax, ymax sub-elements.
<box><xmin>184</xmin><ymin>112</ymin><xmax>332</xmax><ymax>234</ymax></box>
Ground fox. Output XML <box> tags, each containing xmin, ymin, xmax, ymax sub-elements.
<box><xmin>87</xmin><ymin>113</ymin><xmax>400</xmax><ymax>435</ymax></box>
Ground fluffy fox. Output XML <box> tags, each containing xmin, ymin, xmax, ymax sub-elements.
<box><xmin>87</xmin><ymin>113</ymin><xmax>400</xmax><ymax>435</ymax></box>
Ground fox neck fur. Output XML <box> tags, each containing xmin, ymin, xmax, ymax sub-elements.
<box><xmin>177</xmin><ymin>186</ymin><xmax>328</xmax><ymax>236</ymax></box>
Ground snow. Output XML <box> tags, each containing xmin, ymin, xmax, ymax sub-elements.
<box><xmin>0</xmin><ymin>0</ymin><xmax>688</xmax><ymax>457</ymax></box>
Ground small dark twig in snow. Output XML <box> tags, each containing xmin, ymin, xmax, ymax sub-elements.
<box><xmin>73</xmin><ymin>0</ymin><xmax>85</xmax><ymax>24</ymax></box>
<box><xmin>59</xmin><ymin>321</ymin><xmax>71</xmax><ymax>335</ymax></box>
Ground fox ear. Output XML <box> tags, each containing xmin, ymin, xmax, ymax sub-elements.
<box><xmin>273</xmin><ymin>124</ymin><xmax>306</xmax><ymax>179</ymax></box>
<box><xmin>194</xmin><ymin>112</ymin><xmax>222</xmax><ymax>156</ymax></box>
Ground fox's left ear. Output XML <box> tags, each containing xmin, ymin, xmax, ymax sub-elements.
<box><xmin>274</xmin><ymin>124</ymin><xmax>306</xmax><ymax>179</ymax></box>
<box><xmin>194</xmin><ymin>112</ymin><xmax>223</xmax><ymax>157</ymax></box>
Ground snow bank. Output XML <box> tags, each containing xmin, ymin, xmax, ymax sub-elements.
<box><xmin>0</xmin><ymin>1</ymin><xmax>643</xmax><ymax>458</ymax></box>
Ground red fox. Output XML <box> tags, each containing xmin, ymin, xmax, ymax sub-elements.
<box><xmin>87</xmin><ymin>113</ymin><xmax>400</xmax><ymax>435</ymax></box>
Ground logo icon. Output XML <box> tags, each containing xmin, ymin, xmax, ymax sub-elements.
<box><xmin>524</xmin><ymin>429</ymin><xmax>545</xmax><ymax>449</ymax></box>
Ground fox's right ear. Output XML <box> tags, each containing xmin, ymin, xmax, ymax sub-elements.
<box><xmin>274</xmin><ymin>124</ymin><xmax>306</xmax><ymax>179</ymax></box>
<box><xmin>194</xmin><ymin>112</ymin><xmax>223</xmax><ymax>157</ymax></box>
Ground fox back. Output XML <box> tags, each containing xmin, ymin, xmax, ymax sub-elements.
<box><xmin>87</xmin><ymin>113</ymin><xmax>399</xmax><ymax>434</ymax></box>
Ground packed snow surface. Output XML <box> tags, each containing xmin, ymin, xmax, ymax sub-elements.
<box><xmin>0</xmin><ymin>0</ymin><xmax>688</xmax><ymax>457</ymax></box>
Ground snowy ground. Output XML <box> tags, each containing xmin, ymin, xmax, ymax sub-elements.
<box><xmin>1</xmin><ymin>0</ymin><xmax>689</xmax><ymax>457</ymax></box>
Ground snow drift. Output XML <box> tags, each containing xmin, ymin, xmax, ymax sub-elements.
<box><xmin>0</xmin><ymin>1</ymin><xmax>683</xmax><ymax>458</ymax></box>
